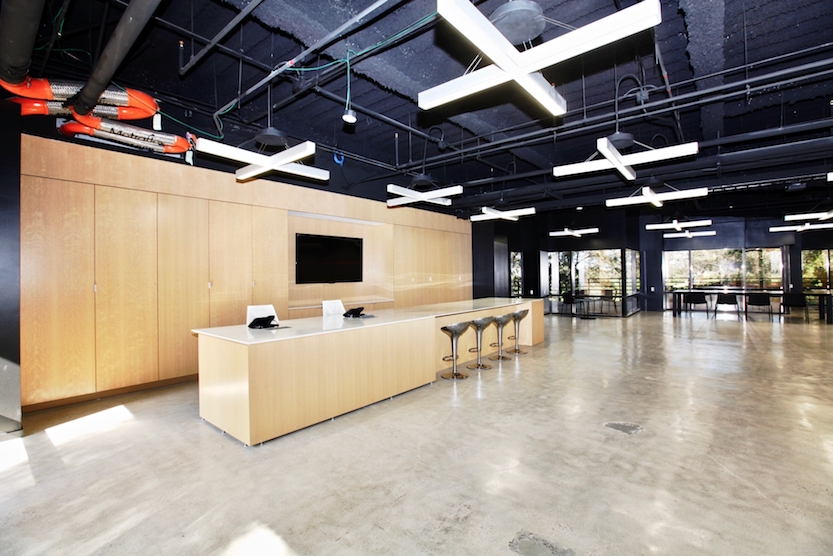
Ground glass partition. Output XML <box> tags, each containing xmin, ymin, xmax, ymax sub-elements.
<box><xmin>574</xmin><ymin>249</ymin><xmax>621</xmax><ymax>296</ymax></box>
<box><xmin>801</xmin><ymin>249</ymin><xmax>830</xmax><ymax>290</ymax></box>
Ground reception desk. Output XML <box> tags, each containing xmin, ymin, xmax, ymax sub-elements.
<box><xmin>194</xmin><ymin>298</ymin><xmax>543</xmax><ymax>445</ymax></box>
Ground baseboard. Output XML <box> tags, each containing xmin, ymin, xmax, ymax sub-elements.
<box><xmin>21</xmin><ymin>375</ymin><xmax>198</xmax><ymax>414</ymax></box>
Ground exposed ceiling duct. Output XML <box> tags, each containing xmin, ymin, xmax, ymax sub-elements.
<box><xmin>0</xmin><ymin>0</ymin><xmax>47</xmax><ymax>85</ymax></box>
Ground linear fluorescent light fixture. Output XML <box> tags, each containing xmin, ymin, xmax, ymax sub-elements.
<box><xmin>549</xmin><ymin>227</ymin><xmax>600</xmax><ymax>237</ymax></box>
<box><xmin>784</xmin><ymin>209</ymin><xmax>833</xmax><ymax>221</ymax></box>
<box><xmin>470</xmin><ymin>206</ymin><xmax>536</xmax><ymax>222</ymax></box>
<box><xmin>645</xmin><ymin>219</ymin><xmax>712</xmax><ymax>231</ymax></box>
<box><xmin>606</xmin><ymin>186</ymin><xmax>709</xmax><ymax>207</ymax></box>
<box><xmin>386</xmin><ymin>184</ymin><xmax>463</xmax><ymax>207</ymax></box>
<box><xmin>419</xmin><ymin>0</ymin><xmax>661</xmax><ymax>116</ymax></box>
<box><xmin>663</xmin><ymin>230</ymin><xmax>716</xmax><ymax>239</ymax></box>
<box><xmin>554</xmin><ymin>139</ymin><xmax>699</xmax><ymax>181</ymax></box>
<box><xmin>828</xmin><ymin>172</ymin><xmax>833</xmax><ymax>181</ymax></box>
<box><xmin>195</xmin><ymin>138</ymin><xmax>329</xmax><ymax>182</ymax></box>
<box><xmin>769</xmin><ymin>222</ymin><xmax>833</xmax><ymax>233</ymax></box>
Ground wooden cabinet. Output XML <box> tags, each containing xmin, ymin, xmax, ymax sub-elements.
<box><xmin>252</xmin><ymin>206</ymin><xmax>288</xmax><ymax>320</ymax></box>
<box><xmin>158</xmin><ymin>194</ymin><xmax>209</xmax><ymax>380</ymax></box>
<box><xmin>94</xmin><ymin>186</ymin><xmax>159</xmax><ymax>391</ymax></box>
<box><xmin>20</xmin><ymin>177</ymin><xmax>96</xmax><ymax>405</ymax></box>
<box><xmin>209</xmin><ymin>201</ymin><xmax>252</xmax><ymax>326</ymax></box>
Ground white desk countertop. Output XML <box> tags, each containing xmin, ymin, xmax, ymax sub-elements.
<box><xmin>192</xmin><ymin>297</ymin><xmax>533</xmax><ymax>346</ymax></box>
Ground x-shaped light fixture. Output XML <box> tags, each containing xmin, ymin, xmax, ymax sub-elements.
<box><xmin>470</xmin><ymin>206</ymin><xmax>536</xmax><ymax>222</ymax></box>
<box><xmin>386</xmin><ymin>184</ymin><xmax>463</xmax><ymax>207</ymax></box>
<box><xmin>606</xmin><ymin>186</ymin><xmax>709</xmax><ymax>208</ymax></box>
<box><xmin>645</xmin><ymin>219</ymin><xmax>713</xmax><ymax>231</ymax></box>
<box><xmin>553</xmin><ymin>138</ymin><xmax>700</xmax><ymax>181</ymax></box>
<box><xmin>663</xmin><ymin>230</ymin><xmax>716</xmax><ymax>239</ymax></box>
<box><xmin>784</xmin><ymin>209</ymin><xmax>833</xmax><ymax>222</ymax></box>
<box><xmin>549</xmin><ymin>227</ymin><xmax>600</xmax><ymax>237</ymax></box>
<box><xmin>419</xmin><ymin>0</ymin><xmax>662</xmax><ymax>116</ymax></box>
<box><xmin>770</xmin><ymin>222</ymin><xmax>833</xmax><ymax>233</ymax></box>
<box><xmin>195</xmin><ymin>138</ymin><xmax>330</xmax><ymax>182</ymax></box>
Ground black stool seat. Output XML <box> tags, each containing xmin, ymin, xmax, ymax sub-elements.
<box><xmin>489</xmin><ymin>313</ymin><xmax>514</xmax><ymax>361</ymax></box>
<box><xmin>508</xmin><ymin>309</ymin><xmax>528</xmax><ymax>354</ymax></box>
<box><xmin>467</xmin><ymin>316</ymin><xmax>494</xmax><ymax>370</ymax></box>
<box><xmin>441</xmin><ymin>321</ymin><xmax>471</xmax><ymax>380</ymax></box>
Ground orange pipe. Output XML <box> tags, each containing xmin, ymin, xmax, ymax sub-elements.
<box><xmin>0</xmin><ymin>76</ymin><xmax>54</xmax><ymax>99</ymax></box>
<box><xmin>10</xmin><ymin>97</ymin><xmax>152</xmax><ymax>120</ymax></box>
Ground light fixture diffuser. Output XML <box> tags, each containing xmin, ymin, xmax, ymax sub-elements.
<box><xmin>549</xmin><ymin>227</ymin><xmax>600</xmax><ymax>237</ymax></box>
<box><xmin>553</xmin><ymin>140</ymin><xmax>699</xmax><ymax>180</ymax></box>
<box><xmin>386</xmin><ymin>184</ymin><xmax>463</xmax><ymax>207</ymax></box>
<box><xmin>784</xmin><ymin>209</ymin><xmax>833</xmax><ymax>221</ymax></box>
<box><xmin>470</xmin><ymin>206</ymin><xmax>536</xmax><ymax>222</ymax></box>
<box><xmin>769</xmin><ymin>222</ymin><xmax>833</xmax><ymax>233</ymax></box>
<box><xmin>645</xmin><ymin>219</ymin><xmax>712</xmax><ymax>231</ymax></box>
<box><xmin>605</xmin><ymin>186</ymin><xmax>708</xmax><ymax>207</ymax></box>
<box><xmin>420</xmin><ymin>0</ymin><xmax>661</xmax><ymax>116</ymax></box>
<box><xmin>663</xmin><ymin>230</ymin><xmax>716</xmax><ymax>239</ymax></box>
<box><xmin>195</xmin><ymin>138</ymin><xmax>329</xmax><ymax>182</ymax></box>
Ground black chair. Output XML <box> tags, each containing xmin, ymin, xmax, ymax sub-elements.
<box><xmin>602</xmin><ymin>289</ymin><xmax>618</xmax><ymax>315</ymax></box>
<box><xmin>745</xmin><ymin>292</ymin><xmax>773</xmax><ymax>320</ymax></box>
<box><xmin>561</xmin><ymin>292</ymin><xmax>576</xmax><ymax>315</ymax></box>
<box><xmin>713</xmin><ymin>293</ymin><xmax>741</xmax><ymax>319</ymax></box>
<box><xmin>683</xmin><ymin>292</ymin><xmax>709</xmax><ymax>315</ymax></box>
<box><xmin>780</xmin><ymin>293</ymin><xmax>809</xmax><ymax>322</ymax></box>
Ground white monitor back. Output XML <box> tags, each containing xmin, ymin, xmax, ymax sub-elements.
<box><xmin>246</xmin><ymin>304</ymin><xmax>278</xmax><ymax>325</ymax></box>
<box><xmin>322</xmin><ymin>299</ymin><xmax>346</xmax><ymax>317</ymax></box>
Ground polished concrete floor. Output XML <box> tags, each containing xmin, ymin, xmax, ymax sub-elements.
<box><xmin>2</xmin><ymin>311</ymin><xmax>833</xmax><ymax>555</ymax></box>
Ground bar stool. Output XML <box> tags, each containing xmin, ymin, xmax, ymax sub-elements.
<box><xmin>508</xmin><ymin>309</ymin><xmax>528</xmax><ymax>355</ymax></box>
<box><xmin>467</xmin><ymin>316</ymin><xmax>494</xmax><ymax>370</ymax></box>
<box><xmin>441</xmin><ymin>321</ymin><xmax>471</xmax><ymax>380</ymax></box>
<box><xmin>489</xmin><ymin>313</ymin><xmax>514</xmax><ymax>361</ymax></box>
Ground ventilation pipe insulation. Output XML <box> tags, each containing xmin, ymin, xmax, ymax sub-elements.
<box><xmin>67</xmin><ymin>0</ymin><xmax>163</xmax><ymax>116</ymax></box>
<box><xmin>0</xmin><ymin>0</ymin><xmax>48</xmax><ymax>85</ymax></box>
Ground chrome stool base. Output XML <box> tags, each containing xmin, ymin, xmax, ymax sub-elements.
<box><xmin>467</xmin><ymin>315</ymin><xmax>495</xmax><ymax>370</ymax></box>
<box><xmin>508</xmin><ymin>308</ymin><xmax>529</xmax><ymax>355</ymax></box>
<box><xmin>467</xmin><ymin>362</ymin><xmax>492</xmax><ymax>370</ymax></box>
<box><xmin>489</xmin><ymin>313</ymin><xmax>514</xmax><ymax>362</ymax></box>
<box><xmin>441</xmin><ymin>369</ymin><xmax>469</xmax><ymax>380</ymax></box>
<box><xmin>489</xmin><ymin>354</ymin><xmax>512</xmax><ymax>361</ymax></box>
<box><xmin>441</xmin><ymin>321</ymin><xmax>472</xmax><ymax>380</ymax></box>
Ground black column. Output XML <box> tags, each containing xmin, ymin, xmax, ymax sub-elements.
<box><xmin>0</xmin><ymin>100</ymin><xmax>21</xmax><ymax>433</ymax></box>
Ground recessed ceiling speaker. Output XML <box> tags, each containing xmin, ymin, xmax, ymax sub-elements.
<box><xmin>489</xmin><ymin>0</ymin><xmax>545</xmax><ymax>45</ymax></box>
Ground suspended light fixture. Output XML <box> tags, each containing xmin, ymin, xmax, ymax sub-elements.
<box><xmin>386</xmin><ymin>184</ymin><xmax>463</xmax><ymax>207</ymax></box>
<box><xmin>784</xmin><ymin>209</ymin><xmax>833</xmax><ymax>221</ymax></box>
<box><xmin>195</xmin><ymin>138</ymin><xmax>329</xmax><ymax>182</ymax></box>
<box><xmin>419</xmin><ymin>0</ymin><xmax>661</xmax><ymax>116</ymax></box>
<box><xmin>645</xmin><ymin>219</ymin><xmax>713</xmax><ymax>231</ymax></box>
<box><xmin>549</xmin><ymin>227</ymin><xmax>599</xmax><ymax>237</ymax></box>
<box><xmin>769</xmin><ymin>222</ymin><xmax>833</xmax><ymax>233</ymax></box>
<box><xmin>553</xmin><ymin>138</ymin><xmax>699</xmax><ymax>181</ymax></box>
<box><xmin>605</xmin><ymin>186</ymin><xmax>708</xmax><ymax>207</ymax></box>
<box><xmin>663</xmin><ymin>230</ymin><xmax>716</xmax><ymax>239</ymax></box>
<box><xmin>470</xmin><ymin>206</ymin><xmax>536</xmax><ymax>222</ymax></box>
<box><xmin>342</xmin><ymin>51</ymin><xmax>357</xmax><ymax>124</ymax></box>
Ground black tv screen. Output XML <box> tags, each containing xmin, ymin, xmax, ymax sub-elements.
<box><xmin>295</xmin><ymin>233</ymin><xmax>363</xmax><ymax>284</ymax></box>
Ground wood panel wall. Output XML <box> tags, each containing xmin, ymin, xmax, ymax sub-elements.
<box><xmin>19</xmin><ymin>136</ymin><xmax>472</xmax><ymax>407</ymax></box>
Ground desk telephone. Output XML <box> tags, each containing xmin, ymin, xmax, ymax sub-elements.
<box><xmin>343</xmin><ymin>307</ymin><xmax>364</xmax><ymax>318</ymax></box>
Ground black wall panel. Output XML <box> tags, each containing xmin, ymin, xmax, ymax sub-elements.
<box><xmin>0</xmin><ymin>101</ymin><xmax>20</xmax><ymax>365</ymax></box>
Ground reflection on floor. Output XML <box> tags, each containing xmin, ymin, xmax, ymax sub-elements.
<box><xmin>2</xmin><ymin>312</ymin><xmax>832</xmax><ymax>555</ymax></box>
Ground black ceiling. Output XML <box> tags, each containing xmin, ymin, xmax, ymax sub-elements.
<box><xmin>9</xmin><ymin>0</ymin><xmax>833</xmax><ymax>220</ymax></box>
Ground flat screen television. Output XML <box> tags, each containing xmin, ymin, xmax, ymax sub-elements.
<box><xmin>295</xmin><ymin>233</ymin><xmax>363</xmax><ymax>284</ymax></box>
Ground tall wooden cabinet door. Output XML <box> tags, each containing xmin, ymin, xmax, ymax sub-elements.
<box><xmin>20</xmin><ymin>177</ymin><xmax>96</xmax><ymax>405</ymax></box>
<box><xmin>95</xmin><ymin>186</ymin><xmax>159</xmax><ymax>391</ymax></box>
<box><xmin>252</xmin><ymin>206</ymin><xmax>288</xmax><ymax>320</ymax></box>
<box><xmin>158</xmin><ymin>194</ymin><xmax>209</xmax><ymax>380</ymax></box>
<box><xmin>209</xmin><ymin>201</ymin><xmax>252</xmax><ymax>326</ymax></box>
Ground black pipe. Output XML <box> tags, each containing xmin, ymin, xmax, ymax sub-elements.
<box><xmin>69</xmin><ymin>0</ymin><xmax>163</xmax><ymax>115</ymax></box>
<box><xmin>0</xmin><ymin>0</ymin><xmax>47</xmax><ymax>84</ymax></box>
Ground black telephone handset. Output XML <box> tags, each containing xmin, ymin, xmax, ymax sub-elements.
<box><xmin>343</xmin><ymin>307</ymin><xmax>364</xmax><ymax>318</ymax></box>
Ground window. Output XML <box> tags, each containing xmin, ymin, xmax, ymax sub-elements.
<box><xmin>745</xmin><ymin>248</ymin><xmax>781</xmax><ymax>290</ymax></box>
<box><xmin>510</xmin><ymin>252</ymin><xmax>523</xmax><ymax>297</ymax></box>
<box><xmin>801</xmin><ymin>249</ymin><xmax>830</xmax><ymax>290</ymax></box>
<box><xmin>574</xmin><ymin>249</ymin><xmax>621</xmax><ymax>296</ymax></box>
